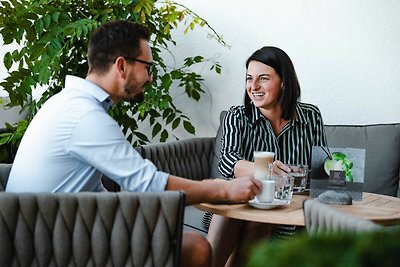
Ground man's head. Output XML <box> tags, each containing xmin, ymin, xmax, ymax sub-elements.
<box><xmin>87</xmin><ymin>20</ymin><xmax>154</xmax><ymax>104</ymax></box>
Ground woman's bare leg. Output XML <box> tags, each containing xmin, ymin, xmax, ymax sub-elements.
<box><xmin>225</xmin><ymin>222</ymin><xmax>275</xmax><ymax>267</ymax></box>
<box><xmin>207</xmin><ymin>215</ymin><xmax>243</xmax><ymax>267</ymax></box>
<box><xmin>181</xmin><ymin>231</ymin><xmax>211</xmax><ymax>267</ymax></box>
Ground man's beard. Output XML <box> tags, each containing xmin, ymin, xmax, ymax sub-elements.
<box><xmin>124</xmin><ymin>81</ymin><xmax>146</xmax><ymax>103</ymax></box>
<box><xmin>131</xmin><ymin>91</ymin><xmax>145</xmax><ymax>103</ymax></box>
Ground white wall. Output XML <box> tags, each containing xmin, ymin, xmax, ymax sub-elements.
<box><xmin>166</xmin><ymin>0</ymin><xmax>400</xmax><ymax>138</ymax></box>
<box><xmin>1</xmin><ymin>0</ymin><xmax>399</xmax><ymax>139</ymax></box>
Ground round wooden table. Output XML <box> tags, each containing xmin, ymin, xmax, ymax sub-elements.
<box><xmin>195</xmin><ymin>192</ymin><xmax>400</xmax><ymax>226</ymax></box>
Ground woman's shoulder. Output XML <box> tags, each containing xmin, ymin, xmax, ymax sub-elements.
<box><xmin>297</xmin><ymin>102</ymin><xmax>322</xmax><ymax>115</ymax></box>
<box><xmin>224</xmin><ymin>105</ymin><xmax>248</xmax><ymax>124</ymax></box>
<box><xmin>227</xmin><ymin>105</ymin><xmax>246</xmax><ymax>116</ymax></box>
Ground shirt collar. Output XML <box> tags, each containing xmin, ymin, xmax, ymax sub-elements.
<box><xmin>249</xmin><ymin>102</ymin><xmax>308</xmax><ymax>125</ymax></box>
<box><xmin>65</xmin><ymin>75</ymin><xmax>113</xmax><ymax>111</ymax></box>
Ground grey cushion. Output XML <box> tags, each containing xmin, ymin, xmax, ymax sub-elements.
<box><xmin>303</xmin><ymin>199</ymin><xmax>381</xmax><ymax>235</ymax></box>
<box><xmin>325</xmin><ymin>123</ymin><xmax>400</xmax><ymax>197</ymax></box>
<box><xmin>138</xmin><ymin>138</ymin><xmax>212</xmax><ymax>234</ymax></box>
<box><xmin>139</xmin><ymin>137</ymin><xmax>215</xmax><ymax>181</ymax></box>
<box><xmin>0</xmin><ymin>191</ymin><xmax>185</xmax><ymax>267</ymax></box>
<box><xmin>0</xmin><ymin>163</ymin><xmax>12</xmax><ymax>191</ymax></box>
<box><xmin>209</xmin><ymin>111</ymin><xmax>227</xmax><ymax>179</ymax></box>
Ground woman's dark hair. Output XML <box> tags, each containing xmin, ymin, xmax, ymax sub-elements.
<box><xmin>87</xmin><ymin>20</ymin><xmax>151</xmax><ymax>74</ymax></box>
<box><xmin>244</xmin><ymin>46</ymin><xmax>300</xmax><ymax>120</ymax></box>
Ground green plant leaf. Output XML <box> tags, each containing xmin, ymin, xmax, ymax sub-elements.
<box><xmin>183</xmin><ymin>120</ymin><xmax>195</xmax><ymax>134</ymax></box>
<box><xmin>0</xmin><ymin>134</ymin><xmax>12</xmax><ymax>146</ymax></box>
<box><xmin>52</xmin><ymin>12</ymin><xmax>60</xmax><ymax>23</ymax></box>
<box><xmin>133</xmin><ymin>131</ymin><xmax>150</xmax><ymax>142</ymax></box>
<box><xmin>4</xmin><ymin>52</ymin><xmax>12</xmax><ymax>70</ymax></box>
<box><xmin>160</xmin><ymin>129</ymin><xmax>168</xmax><ymax>142</ymax></box>
<box><xmin>172</xmin><ymin>118</ymin><xmax>180</xmax><ymax>130</ymax></box>
<box><xmin>44</xmin><ymin>14</ymin><xmax>51</xmax><ymax>29</ymax></box>
<box><xmin>0</xmin><ymin>0</ymin><xmax>225</xmax><ymax>146</ymax></box>
<box><xmin>152</xmin><ymin>122</ymin><xmax>162</xmax><ymax>138</ymax></box>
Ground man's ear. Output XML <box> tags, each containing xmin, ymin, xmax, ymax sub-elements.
<box><xmin>114</xmin><ymin>56</ymin><xmax>126</xmax><ymax>78</ymax></box>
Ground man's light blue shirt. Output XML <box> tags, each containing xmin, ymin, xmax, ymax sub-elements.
<box><xmin>6</xmin><ymin>75</ymin><xmax>169</xmax><ymax>193</ymax></box>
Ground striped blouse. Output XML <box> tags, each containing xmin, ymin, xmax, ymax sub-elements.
<box><xmin>218</xmin><ymin>102</ymin><xmax>327</xmax><ymax>178</ymax></box>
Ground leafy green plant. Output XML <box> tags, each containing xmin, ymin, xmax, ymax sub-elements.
<box><xmin>247</xmin><ymin>228</ymin><xmax>400</xmax><ymax>267</ymax></box>
<box><xmin>0</xmin><ymin>0</ymin><xmax>225</xmax><ymax>150</ymax></box>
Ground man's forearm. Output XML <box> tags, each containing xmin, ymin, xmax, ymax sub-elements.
<box><xmin>166</xmin><ymin>174</ymin><xmax>261</xmax><ymax>206</ymax></box>
<box><xmin>166</xmin><ymin>175</ymin><xmax>228</xmax><ymax>205</ymax></box>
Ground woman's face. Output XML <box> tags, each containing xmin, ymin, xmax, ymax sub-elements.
<box><xmin>246</xmin><ymin>60</ymin><xmax>282</xmax><ymax>110</ymax></box>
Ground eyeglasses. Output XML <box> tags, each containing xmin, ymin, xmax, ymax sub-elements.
<box><xmin>123</xmin><ymin>56</ymin><xmax>155</xmax><ymax>76</ymax></box>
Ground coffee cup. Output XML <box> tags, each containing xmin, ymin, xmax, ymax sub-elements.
<box><xmin>253</xmin><ymin>151</ymin><xmax>274</xmax><ymax>180</ymax></box>
<box><xmin>255</xmin><ymin>180</ymin><xmax>276</xmax><ymax>203</ymax></box>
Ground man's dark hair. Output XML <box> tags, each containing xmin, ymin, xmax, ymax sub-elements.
<box><xmin>87</xmin><ymin>20</ymin><xmax>151</xmax><ymax>74</ymax></box>
<box><xmin>244</xmin><ymin>46</ymin><xmax>301</xmax><ymax>120</ymax></box>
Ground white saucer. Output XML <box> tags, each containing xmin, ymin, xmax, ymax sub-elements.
<box><xmin>248</xmin><ymin>199</ymin><xmax>291</xmax><ymax>209</ymax></box>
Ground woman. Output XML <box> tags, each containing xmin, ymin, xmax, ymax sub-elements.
<box><xmin>207</xmin><ymin>46</ymin><xmax>327</xmax><ymax>267</ymax></box>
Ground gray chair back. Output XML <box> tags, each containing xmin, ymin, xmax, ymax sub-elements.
<box><xmin>138</xmin><ymin>138</ymin><xmax>215</xmax><ymax>234</ymax></box>
<box><xmin>139</xmin><ymin>137</ymin><xmax>215</xmax><ymax>181</ymax></box>
<box><xmin>0</xmin><ymin>163</ymin><xmax>12</xmax><ymax>191</ymax></box>
<box><xmin>0</xmin><ymin>191</ymin><xmax>185</xmax><ymax>267</ymax></box>
<box><xmin>303</xmin><ymin>198</ymin><xmax>381</xmax><ymax>235</ymax></box>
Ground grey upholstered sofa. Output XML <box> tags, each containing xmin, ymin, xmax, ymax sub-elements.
<box><xmin>1</xmin><ymin>111</ymin><xmax>399</xmax><ymax>237</ymax></box>
<box><xmin>0</xmin><ymin>171</ymin><xmax>185</xmax><ymax>267</ymax></box>
<box><xmin>137</xmin><ymin>111</ymin><xmax>400</xmax><ymax>234</ymax></box>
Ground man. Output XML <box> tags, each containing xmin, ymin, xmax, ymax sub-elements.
<box><xmin>6</xmin><ymin>20</ymin><xmax>261</xmax><ymax>267</ymax></box>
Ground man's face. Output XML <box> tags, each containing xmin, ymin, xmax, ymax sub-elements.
<box><xmin>122</xmin><ymin>39</ymin><xmax>154</xmax><ymax>103</ymax></box>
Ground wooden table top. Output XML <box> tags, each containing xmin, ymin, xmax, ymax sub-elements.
<box><xmin>195</xmin><ymin>192</ymin><xmax>400</xmax><ymax>226</ymax></box>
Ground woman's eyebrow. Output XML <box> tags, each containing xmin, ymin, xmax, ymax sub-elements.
<box><xmin>246</xmin><ymin>73</ymin><xmax>270</xmax><ymax>77</ymax></box>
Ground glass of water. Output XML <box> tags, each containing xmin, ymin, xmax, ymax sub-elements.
<box><xmin>272</xmin><ymin>174</ymin><xmax>294</xmax><ymax>203</ymax></box>
<box><xmin>286</xmin><ymin>164</ymin><xmax>309</xmax><ymax>192</ymax></box>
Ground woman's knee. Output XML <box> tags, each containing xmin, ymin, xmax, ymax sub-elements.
<box><xmin>181</xmin><ymin>232</ymin><xmax>211</xmax><ymax>267</ymax></box>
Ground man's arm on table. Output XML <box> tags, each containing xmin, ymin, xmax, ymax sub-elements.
<box><xmin>166</xmin><ymin>175</ymin><xmax>261</xmax><ymax>205</ymax></box>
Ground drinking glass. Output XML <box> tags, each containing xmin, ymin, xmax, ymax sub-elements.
<box><xmin>272</xmin><ymin>174</ymin><xmax>294</xmax><ymax>202</ymax></box>
<box><xmin>287</xmin><ymin>164</ymin><xmax>308</xmax><ymax>192</ymax></box>
<box><xmin>253</xmin><ymin>151</ymin><xmax>274</xmax><ymax>180</ymax></box>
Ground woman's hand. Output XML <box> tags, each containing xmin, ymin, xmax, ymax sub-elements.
<box><xmin>273</xmin><ymin>160</ymin><xmax>290</xmax><ymax>175</ymax></box>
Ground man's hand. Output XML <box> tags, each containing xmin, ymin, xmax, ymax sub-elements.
<box><xmin>273</xmin><ymin>160</ymin><xmax>290</xmax><ymax>175</ymax></box>
<box><xmin>220</xmin><ymin>176</ymin><xmax>262</xmax><ymax>203</ymax></box>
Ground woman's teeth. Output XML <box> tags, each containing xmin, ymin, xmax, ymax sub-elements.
<box><xmin>253</xmin><ymin>92</ymin><xmax>265</xmax><ymax>97</ymax></box>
